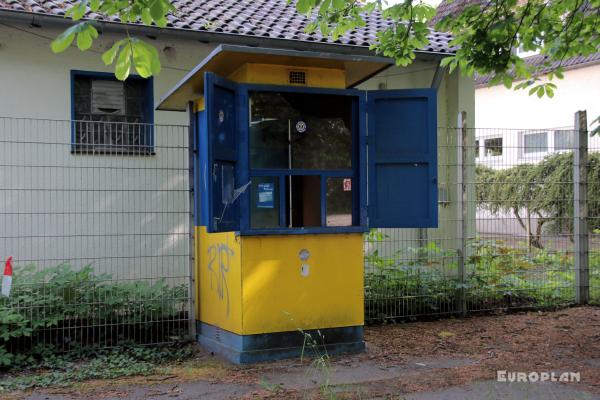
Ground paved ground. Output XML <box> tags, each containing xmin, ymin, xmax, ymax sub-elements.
<box><xmin>12</xmin><ymin>306</ymin><xmax>600</xmax><ymax>399</ymax></box>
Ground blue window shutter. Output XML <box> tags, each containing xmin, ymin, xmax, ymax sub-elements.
<box><xmin>204</xmin><ymin>72</ymin><xmax>240</xmax><ymax>232</ymax></box>
<box><xmin>367</xmin><ymin>89</ymin><xmax>438</xmax><ymax>228</ymax></box>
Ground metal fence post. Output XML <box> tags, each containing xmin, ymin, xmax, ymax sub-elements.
<box><xmin>574</xmin><ymin>110</ymin><xmax>589</xmax><ymax>305</ymax></box>
<box><xmin>457</xmin><ymin>111</ymin><xmax>468</xmax><ymax>315</ymax></box>
<box><xmin>187</xmin><ymin>102</ymin><xmax>197</xmax><ymax>338</ymax></box>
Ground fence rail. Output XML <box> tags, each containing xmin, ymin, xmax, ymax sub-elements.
<box><xmin>0</xmin><ymin>117</ymin><xmax>191</xmax><ymax>356</ymax></box>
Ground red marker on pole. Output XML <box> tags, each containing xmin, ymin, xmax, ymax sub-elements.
<box><xmin>2</xmin><ymin>257</ymin><xmax>13</xmax><ymax>297</ymax></box>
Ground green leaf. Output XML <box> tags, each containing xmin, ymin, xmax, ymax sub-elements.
<box><xmin>141</xmin><ymin>8</ymin><xmax>153</xmax><ymax>25</ymax></box>
<box><xmin>149</xmin><ymin>0</ymin><xmax>164</xmax><ymax>21</ymax></box>
<box><xmin>51</xmin><ymin>31</ymin><xmax>75</xmax><ymax>53</ymax></box>
<box><xmin>132</xmin><ymin>39</ymin><xmax>161</xmax><ymax>77</ymax></box>
<box><xmin>76</xmin><ymin>31</ymin><xmax>92</xmax><ymax>50</ymax></box>
<box><xmin>536</xmin><ymin>86</ymin><xmax>544</xmax><ymax>98</ymax></box>
<box><xmin>101</xmin><ymin>40</ymin><xmax>124</xmax><ymax>65</ymax></box>
<box><xmin>115</xmin><ymin>42</ymin><xmax>132</xmax><ymax>81</ymax></box>
<box><xmin>296</xmin><ymin>0</ymin><xmax>314</xmax><ymax>14</ymax></box>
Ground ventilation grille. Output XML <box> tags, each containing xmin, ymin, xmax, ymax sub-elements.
<box><xmin>289</xmin><ymin>70</ymin><xmax>307</xmax><ymax>85</ymax></box>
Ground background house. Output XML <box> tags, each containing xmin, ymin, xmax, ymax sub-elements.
<box><xmin>0</xmin><ymin>0</ymin><xmax>475</xmax><ymax>284</ymax></box>
<box><xmin>475</xmin><ymin>53</ymin><xmax>600</xmax><ymax>169</ymax></box>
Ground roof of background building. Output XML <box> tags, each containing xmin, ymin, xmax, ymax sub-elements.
<box><xmin>0</xmin><ymin>0</ymin><xmax>455</xmax><ymax>54</ymax></box>
<box><xmin>429</xmin><ymin>0</ymin><xmax>488</xmax><ymax>26</ymax></box>
<box><xmin>475</xmin><ymin>53</ymin><xmax>600</xmax><ymax>87</ymax></box>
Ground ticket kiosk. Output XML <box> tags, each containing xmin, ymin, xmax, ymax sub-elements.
<box><xmin>157</xmin><ymin>45</ymin><xmax>438</xmax><ymax>363</ymax></box>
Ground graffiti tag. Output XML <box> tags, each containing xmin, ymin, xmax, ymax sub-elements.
<box><xmin>207</xmin><ymin>243</ymin><xmax>233</xmax><ymax>317</ymax></box>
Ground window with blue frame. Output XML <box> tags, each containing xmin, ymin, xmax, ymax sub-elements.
<box><xmin>202</xmin><ymin>72</ymin><xmax>438</xmax><ymax>234</ymax></box>
<box><xmin>248</xmin><ymin>91</ymin><xmax>357</xmax><ymax>230</ymax></box>
<box><xmin>71</xmin><ymin>71</ymin><xmax>154</xmax><ymax>155</ymax></box>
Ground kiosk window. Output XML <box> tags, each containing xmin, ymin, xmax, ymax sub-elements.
<box><xmin>249</xmin><ymin>92</ymin><xmax>352</xmax><ymax>170</ymax></box>
<box><xmin>248</xmin><ymin>91</ymin><xmax>356</xmax><ymax>230</ymax></box>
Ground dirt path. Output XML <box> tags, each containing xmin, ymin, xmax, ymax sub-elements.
<box><xmin>17</xmin><ymin>306</ymin><xmax>600</xmax><ymax>399</ymax></box>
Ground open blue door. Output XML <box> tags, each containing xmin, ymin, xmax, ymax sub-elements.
<box><xmin>366</xmin><ymin>89</ymin><xmax>438</xmax><ymax>228</ymax></box>
<box><xmin>204</xmin><ymin>72</ymin><xmax>239</xmax><ymax>232</ymax></box>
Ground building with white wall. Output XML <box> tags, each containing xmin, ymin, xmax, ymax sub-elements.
<box><xmin>475</xmin><ymin>53</ymin><xmax>600</xmax><ymax>169</ymax></box>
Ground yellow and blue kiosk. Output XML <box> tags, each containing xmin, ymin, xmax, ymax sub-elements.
<box><xmin>157</xmin><ymin>45</ymin><xmax>438</xmax><ymax>363</ymax></box>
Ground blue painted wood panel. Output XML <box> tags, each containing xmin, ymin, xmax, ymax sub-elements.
<box><xmin>204</xmin><ymin>72</ymin><xmax>240</xmax><ymax>232</ymax></box>
<box><xmin>367</xmin><ymin>89</ymin><xmax>438</xmax><ymax>228</ymax></box>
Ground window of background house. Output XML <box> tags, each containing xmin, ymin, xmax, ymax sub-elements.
<box><xmin>554</xmin><ymin>130</ymin><xmax>574</xmax><ymax>151</ymax></box>
<box><xmin>475</xmin><ymin>139</ymin><xmax>480</xmax><ymax>158</ymax></box>
<box><xmin>484</xmin><ymin>137</ymin><xmax>503</xmax><ymax>157</ymax></box>
<box><xmin>71</xmin><ymin>72</ymin><xmax>154</xmax><ymax>154</ymax></box>
<box><xmin>523</xmin><ymin>131</ymin><xmax>548</xmax><ymax>154</ymax></box>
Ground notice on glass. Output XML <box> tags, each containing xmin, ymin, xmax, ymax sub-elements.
<box><xmin>257</xmin><ymin>183</ymin><xmax>275</xmax><ymax>208</ymax></box>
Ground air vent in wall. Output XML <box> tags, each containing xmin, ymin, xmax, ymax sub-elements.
<box><xmin>91</xmin><ymin>80</ymin><xmax>125</xmax><ymax>115</ymax></box>
<box><xmin>289</xmin><ymin>70</ymin><xmax>306</xmax><ymax>85</ymax></box>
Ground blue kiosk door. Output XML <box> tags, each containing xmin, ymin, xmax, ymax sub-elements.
<box><xmin>204</xmin><ymin>72</ymin><xmax>240</xmax><ymax>232</ymax></box>
<box><xmin>366</xmin><ymin>89</ymin><xmax>438</xmax><ymax>228</ymax></box>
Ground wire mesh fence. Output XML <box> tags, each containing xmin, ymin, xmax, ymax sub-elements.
<box><xmin>0</xmin><ymin>117</ymin><xmax>191</xmax><ymax>357</ymax></box>
<box><xmin>365</xmin><ymin>116</ymin><xmax>600</xmax><ymax>322</ymax></box>
<box><xmin>1</xmin><ymin>113</ymin><xmax>597</xmax><ymax>350</ymax></box>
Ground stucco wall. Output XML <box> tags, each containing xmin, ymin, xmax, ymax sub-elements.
<box><xmin>0</xmin><ymin>23</ymin><xmax>212</xmax><ymax>281</ymax></box>
<box><xmin>476</xmin><ymin>65</ymin><xmax>600</xmax><ymax>130</ymax></box>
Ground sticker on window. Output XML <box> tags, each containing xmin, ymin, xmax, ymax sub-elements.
<box><xmin>257</xmin><ymin>183</ymin><xmax>275</xmax><ymax>208</ymax></box>
<box><xmin>295</xmin><ymin>120</ymin><xmax>307</xmax><ymax>134</ymax></box>
<box><xmin>343</xmin><ymin>178</ymin><xmax>352</xmax><ymax>192</ymax></box>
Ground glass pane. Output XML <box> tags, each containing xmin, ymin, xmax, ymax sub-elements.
<box><xmin>250</xmin><ymin>177</ymin><xmax>279</xmax><ymax>229</ymax></box>
<box><xmin>554</xmin><ymin>130</ymin><xmax>573</xmax><ymax>150</ymax></box>
<box><xmin>221</xmin><ymin>164</ymin><xmax>234</xmax><ymax>205</ymax></box>
<box><xmin>523</xmin><ymin>131</ymin><xmax>548</xmax><ymax>153</ymax></box>
<box><xmin>484</xmin><ymin>138</ymin><xmax>502</xmax><ymax>156</ymax></box>
<box><xmin>249</xmin><ymin>91</ymin><xmax>352</xmax><ymax>170</ymax></box>
<box><xmin>326</xmin><ymin>177</ymin><xmax>353</xmax><ymax>227</ymax></box>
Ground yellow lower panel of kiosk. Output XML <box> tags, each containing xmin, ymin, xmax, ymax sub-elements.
<box><xmin>240</xmin><ymin>233</ymin><xmax>364</xmax><ymax>335</ymax></box>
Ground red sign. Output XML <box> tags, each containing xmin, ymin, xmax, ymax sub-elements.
<box><xmin>343</xmin><ymin>178</ymin><xmax>352</xmax><ymax>192</ymax></box>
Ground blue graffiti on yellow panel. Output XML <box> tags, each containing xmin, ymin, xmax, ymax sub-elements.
<box><xmin>207</xmin><ymin>243</ymin><xmax>234</xmax><ymax>317</ymax></box>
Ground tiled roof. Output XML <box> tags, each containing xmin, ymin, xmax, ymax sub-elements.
<box><xmin>0</xmin><ymin>0</ymin><xmax>455</xmax><ymax>54</ymax></box>
<box><xmin>430</xmin><ymin>0</ymin><xmax>488</xmax><ymax>26</ymax></box>
<box><xmin>475</xmin><ymin>53</ymin><xmax>600</xmax><ymax>86</ymax></box>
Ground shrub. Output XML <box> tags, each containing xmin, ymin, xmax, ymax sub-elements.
<box><xmin>365</xmin><ymin>231</ymin><xmax>599</xmax><ymax>322</ymax></box>
<box><xmin>0</xmin><ymin>263</ymin><xmax>188</xmax><ymax>369</ymax></box>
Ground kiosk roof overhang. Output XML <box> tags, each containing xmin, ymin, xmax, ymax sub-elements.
<box><xmin>156</xmin><ymin>44</ymin><xmax>395</xmax><ymax>112</ymax></box>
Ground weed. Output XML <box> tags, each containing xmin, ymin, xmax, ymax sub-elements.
<box><xmin>0</xmin><ymin>342</ymin><xmax>196</xmax><ymax>392</ymax></box>
<box><xmin>0</xmin><ymin>263</ymin><xmax>188</xmax><ymax>369</ymax></box>
<box><xmin>365</xmin><ymin>232</ymin><xmax>600</xmax><ymax>321</ymax></box>
<box><xmin>299</xmin><ymin>328</ymin><xmax>339</xmax><ymax>400</ymax></box>
<box><xmin>259</xmin><ymin>378</ymin><xmax>284</xmax><ymax>392</ymax></box>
